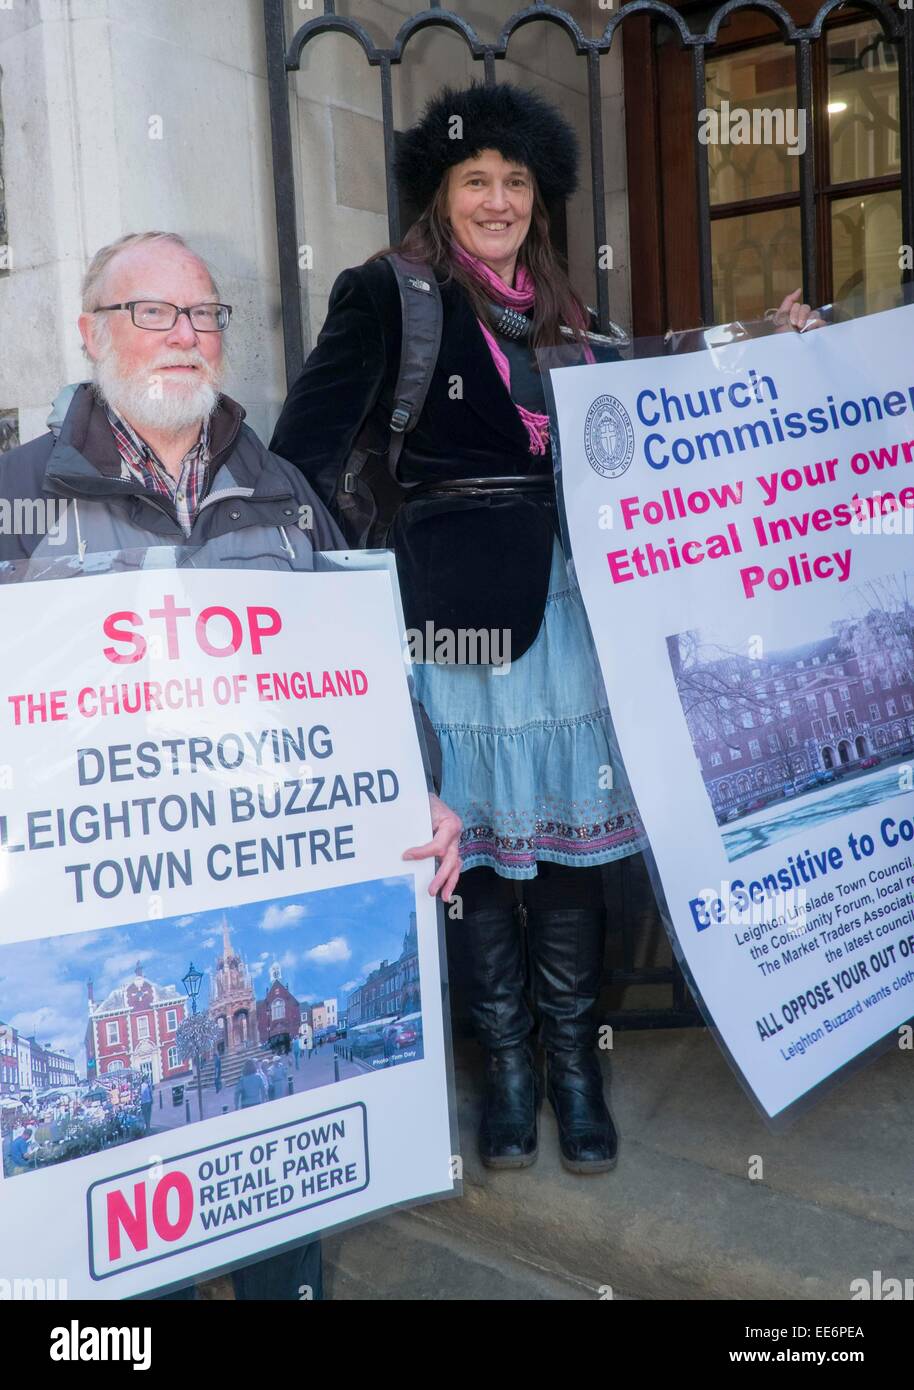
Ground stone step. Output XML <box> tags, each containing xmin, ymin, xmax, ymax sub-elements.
<box><xmin>421</xmin><ymin>1033</ymin><xmax>914</xmax><ymax>1301</ymax></box>
<box><xmin>323</xmin><ymin>1208</ymin><xmax>606</xmax><ymax>1301</ymax></box>
<box><xmin>199</xmin><ymin>1044</ymin><xmax>274</xmax><ymax>1089</ymax></box>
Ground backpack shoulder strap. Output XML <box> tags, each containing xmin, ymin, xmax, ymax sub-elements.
<box><xmin>383</xmin><ymin>253</ymin><xmax>443</xmax><ymax>477</ymax></box>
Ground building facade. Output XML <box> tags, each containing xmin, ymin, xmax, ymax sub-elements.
<box><xmin>29</xmin><ymin>1038</ymin><xmax>48</xmax><ymax>1093</ymax></box>
<box><xmin>44</xmin><ymin>1048</ymin><xmax>77</xmax><ymax>1089</ymax></box>
<box><xmin>256</xmin><ymin>962</ymin><xmax>302</xmax><ymax>1045</ymax></box>
<box><xmin>85</xmin><ymin>965</ymin><xmax>190</xmax><ymax>1084</ymax></box>
<box><xmin>347</xmin><ymin>915</ymin><xmax>420</xmax><ymax>1025</ymax></box>
<box><xmin>0</xmin><ymin>1022</ymin><xmax>17</xmax><ymax>1095</ymax></box>
<box><xmin>16</xmin><ymin>1037</ymin><xmax>31</xmax><ymax>1093</ymax></box>
<box><xmin>677</xmin><ymin>629</ymin><xmax>914</xmax><ymax>819</ymax></box>
<box><xmin>0</xmin><ymin>1023</ymin><xmax>76</xmax><ymax>1097</ymax></box>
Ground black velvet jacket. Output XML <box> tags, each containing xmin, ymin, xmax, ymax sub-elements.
<box><xmin>270</xmin><ymin>256</ymin><xmax>608</xmax><ymax>657</ymax></box>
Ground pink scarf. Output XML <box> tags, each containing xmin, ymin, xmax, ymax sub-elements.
<box><xmin>449</xmin><ymin>240</ymin><xmax>556</xmax><ymax>455</ymax></box>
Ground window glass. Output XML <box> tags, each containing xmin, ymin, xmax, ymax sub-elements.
<box><xmin>711</xmin><ymin>206</ymin><xmax>802</xmax><ymax>321</ymax></box>
<box><xmin>831</xmin><ymin>188</ymin><xmax>903</xmax><ymax>315</ymax></box>
<box><xmin>706</xmin><ymin>44</ymin><xmax>801</xmax><ymax>205</ymax></box>
<box><xmin>827</xmin><ymin>20</ymin><xmax>901</xmax><ymax>184</ymax></box>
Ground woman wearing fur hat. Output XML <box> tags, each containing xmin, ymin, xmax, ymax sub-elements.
<box><xmin>271</xmin><ymin>82</ymin><xmax>820</xmax><ymax>1175</ymax></box>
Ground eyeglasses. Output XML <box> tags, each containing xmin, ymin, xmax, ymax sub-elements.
<box><xmin>95</xmin><ymin>301</ymin><xmax>233</xmax><ymax>332</ymax></box>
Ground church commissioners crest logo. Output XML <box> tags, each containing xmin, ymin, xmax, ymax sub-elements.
<box><xmin>584</xmin><ymin>395</ymin><xmax>634</xmax><ymax>478</ymax></box>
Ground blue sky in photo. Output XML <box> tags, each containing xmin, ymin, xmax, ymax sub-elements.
<box><xmin>0</xmin><ymin>876</ymin><xmax>417</xmax><ymax>1076</ymax></box>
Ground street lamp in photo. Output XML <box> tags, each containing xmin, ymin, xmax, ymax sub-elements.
<box><xmin>182</xmin><ymin>962</ymin><xmax>204</xmax><ymax>1016</ymax></box>
<box><xmin>177</xmin><ymin>962</ymin><xmax>217</xmax><ymax>1124</ymax></box>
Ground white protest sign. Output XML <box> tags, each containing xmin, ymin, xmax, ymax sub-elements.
<box><xmin>0</xmin><ymin>567</ymin><xmax>454</xmax><ymax>1295</ymax></box>
<box><xmin>550</xmin><ymin>304</ymin><xmax>914</xmax><ymax>1119</ymax></box>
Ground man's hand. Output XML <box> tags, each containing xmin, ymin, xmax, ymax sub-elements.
<box><xmin>770</xmin><ymin>287</ymin><xmax>826</xmax><ymax>333</ymax></box>
<box><xmin>402</xmin><ymin>793</ymin><xmax>463</xmax><ymax>901</ymax></box>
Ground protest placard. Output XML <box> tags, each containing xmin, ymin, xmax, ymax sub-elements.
<box><xmin>547</xmin><ymin>304</ymin><xmax>914</xmax><ymax>1120</ymax></box>
<box><xmin>0</xmin><ymin>565</ymin><xmax>454</xmax><ymax>1296</ymax></box>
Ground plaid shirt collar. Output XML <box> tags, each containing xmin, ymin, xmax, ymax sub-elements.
<box><xmin>104</xmin><ymin>404</ymin><xmax>211</xmax><ymax>536</ymax></box>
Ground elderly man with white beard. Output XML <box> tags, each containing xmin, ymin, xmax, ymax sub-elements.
<box><xmin>81</xmin><ymin>233</ymin><xmax>228</xmax><ymax>496</ymax></box>
<box><xmin>0</xmin><ymin>231</ymin><xmax>462</xmax><ymax>1301</ymax></box>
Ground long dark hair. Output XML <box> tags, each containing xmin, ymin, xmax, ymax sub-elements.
<box><xmin>367</xmin><ymin>168</ymin><xmax>590</xmax><ymax>350</ymax></box>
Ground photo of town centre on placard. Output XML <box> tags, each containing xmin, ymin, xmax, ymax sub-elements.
<box><xmin>0</xmin><ymin>876</ymin><xmax>423</xmax><ymax>1181</ymax></box>
<box><xmin>666</xmin><ymin>570</ymin><xmax>914</xmax><ymax>862</ymax></box>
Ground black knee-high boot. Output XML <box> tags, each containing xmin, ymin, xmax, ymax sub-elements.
<box><xmin>459</xmin><ymin>870</ymin><xmax>539</xmax><ymax>1169</ymax></box>
<box><xmin>525</xmin><ymin>869</ymin><xmax>618</xmax><ymax>1173</ymax></box>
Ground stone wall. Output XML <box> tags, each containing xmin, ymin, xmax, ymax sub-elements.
<box><xmin>0</xmin><ymin>0</ymin><xmax>281</xmax><ymax>443</ymax></box>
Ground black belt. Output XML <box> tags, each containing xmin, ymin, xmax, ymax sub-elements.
<box><xmin>405</xmin><ymin>473</ymin><xmax>554</xmax><ymax>500</ymax></box>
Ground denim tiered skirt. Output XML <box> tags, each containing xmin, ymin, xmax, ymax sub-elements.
<box><xmin>412</xmin><ymin>538</ymin><xmax>648</xmax><ymax>879</ymax></box>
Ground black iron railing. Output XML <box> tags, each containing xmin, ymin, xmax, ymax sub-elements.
<box><xmin>264</xmin><ymin>0</ymin><xmax>913</xmax><ymax>385</ymax></box>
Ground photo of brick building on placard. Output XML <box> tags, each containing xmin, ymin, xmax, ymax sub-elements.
<box><xmin>85</xmin><ymin>968</ymin><xmax>191</xmax><ymax>1084</ymax></box>
<box><xmin>0</xmin><ymin>876</ymin><xmax>422</xmax><ymax>1180</ymax></box>
<box><xmin>667</xmin><ymin>571</ymin><xmax>914</xmax><ymax>860</ymax></box>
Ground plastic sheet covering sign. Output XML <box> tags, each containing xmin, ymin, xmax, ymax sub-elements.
<box><xmin>0</xmin><ymin>562</ymin><xmax>455</xmax><ymax>1296</ymax></box>
<box><xmin>544</xmin><ymin>303</ymin><xmax>914</xmax><ymax>1120</ymax></box>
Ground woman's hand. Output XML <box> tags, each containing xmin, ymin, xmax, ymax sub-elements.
<box><xmin>770</xmin><ymin>287</ymin><xmax>826</xmax><ymax>333</ymax></box>
<box><xmin>402</xmin><ymin>792</ymin><xmax>463</xmax><ymax>901</ymax></box>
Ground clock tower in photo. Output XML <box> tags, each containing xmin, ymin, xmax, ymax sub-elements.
<box><xmin>209</xmin><ymin>920</ymin><xmax>259</xmax><ymax>1054</ymax></box>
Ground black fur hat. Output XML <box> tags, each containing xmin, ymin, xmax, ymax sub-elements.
<box><xmin>395</xmin><ymin>81</ymin><xmax>579</xmax><ymax>210</ymax></box>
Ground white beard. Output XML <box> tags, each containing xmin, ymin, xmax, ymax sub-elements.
<box><xmin>93</xmin><ymin>343</ymin><xmax>222</xmax><ymax>433</ymax></box>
